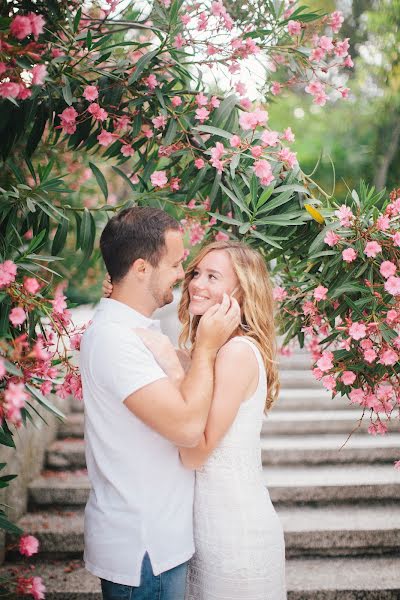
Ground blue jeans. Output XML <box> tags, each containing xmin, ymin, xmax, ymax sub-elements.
<box><xmin>101</xmin><ymin>553</ymin><xmax>188</xmax><ymax>600</ymax></box>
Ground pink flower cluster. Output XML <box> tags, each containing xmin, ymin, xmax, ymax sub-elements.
<box><xmin>16</xmin><ymin>575</ymin><xmax>46</xmax><ymax>599</ymax></box>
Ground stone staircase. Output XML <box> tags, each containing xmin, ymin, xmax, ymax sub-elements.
<box><xmin>2</xmin><ymin>348</ymin><xmax>400</xmax><ymax>599</ymax></box>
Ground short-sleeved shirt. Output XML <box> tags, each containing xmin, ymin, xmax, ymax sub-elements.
<box><xmin>80</xmin><ymin>298</ymin><xmax>195</xmax><ymax>586</ymax></box>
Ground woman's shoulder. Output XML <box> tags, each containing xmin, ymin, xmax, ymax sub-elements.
<box><xmin>217</xmin><ymin>336</ymin><xmax>259</xmax><ymax>369</ymax></box>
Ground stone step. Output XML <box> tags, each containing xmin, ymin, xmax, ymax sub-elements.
<box><xmin>276</xmin><ymin>389</ymin><xmax>353</xmax><ymax>412</ymax></box>
<box><xmin>264</xmin><ymin>463</ymin><xmax>400</xmax><ymax>504</ymax></box>
<box><xmin>262</xmin><ymin>410</ymin><xmax>396</xmax><ymax>436</ymax></box>
<box><xmin>279</xmin><ymin>352</ymin><xmax>314</xmax><ymax>371</ymax></box>
<box><xmin>61</xmin><ymin>410</ymin><xmax>388</xmax><ymax>439</ymax></box>
<box><xmin>261</xmin><ymin>434</ymin><xmax>400</xmax><ymax>466</ymax></box>
<box><xmin>29</xmin><ymin>463</ymin><xmax>400</xmax><ymax>508</ymax></box>
<box><xmin>47</xmin><ymin>434</ymin><xmax>400</xmax><ymax>470</ymax></box>
<box><xmin>1</xmin><ymin>556</ymin><xmax>399</xmax><ymax>599</ymax></box>
<box><xmin>279</xmin><ymin>370</ymin><xmax>323</xmax><ymax>389</ymax></box>
<box><xmin>12</xmin><ymin>503</ymin><xmax>400</xmax><ymax>559</ymax></box>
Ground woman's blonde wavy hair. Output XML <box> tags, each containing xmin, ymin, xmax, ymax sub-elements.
<box><xmin>178</xmin><ymin>240</ymin><xmax>279</xmax><ymax>412</ymax></box>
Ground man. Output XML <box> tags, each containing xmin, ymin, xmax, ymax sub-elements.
<box><xmin>80</xmin><ymin>206</ymin><xmax>240</xmax><ymax>600</ymax></box>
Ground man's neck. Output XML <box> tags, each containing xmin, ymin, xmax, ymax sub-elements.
<box><xmin>110</xmin><ymin>288</ymin><xmax>154</xmax><ymax>318</ymax></box>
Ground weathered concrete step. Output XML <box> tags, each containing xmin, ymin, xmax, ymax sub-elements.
<box><xmin>264</xmin><ymin>463</ymin><xmax>400</xmax><ymax>504</ymax></box>
<box><xmin>1</xmin><ymin>556</ymin><xmax>399</xmax><ymax>599</ymax></box>
<box><xmin>285</xmin><ymin>556</ymin><xmax>400</xmax><ymax>599</ymax></box>
<box><xmin>13</xmin><ymin>503</ymin><xmax>400</xmax><ymax>559</ymax></box>
<box><xmin>279</xmin><ymin>352</ymin><xmax>314</xmax><ymax>370</ymax></box>
<box><xmin>29</xmin><ymin>471</ymin><xmax>89</xmax><ymax>506</ymax></box>
<box><xmin>61</xmin><ymin>410</ymin><xmax>387</xmax><ymax>439</ymax></box>
<box><xmin>278</xmin><ymin>503</ymin><xmax>400</xmax><ymax>557</ymax></box>
<box><xmin>261</xmin><ymin>434</ymin><xmax>400</xmax><ymax>465</ymax></box>
<box><xmin>276</xmin><ymin>389</ymin><xmax>354</xmax><ymax>412</ymax></box>
<box><xmin>280</xmin><ymin>370</ymin><xmax>323</xmax><ymax>389</ymax></box>
<box><xmin>47</xmin><ymin>440</ymin><xmax>86</xmax><ymax>469</ymax></box>
<box><xmin>30</xmin><ymin>463</ymin><xmax>400</xmax><ymax>509</ymax></box>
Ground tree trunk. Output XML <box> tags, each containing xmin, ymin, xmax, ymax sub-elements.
<box><xmin>374</xmin><ymin>119</ymin><xmax>400</xmax><ymax>191</ymax></box>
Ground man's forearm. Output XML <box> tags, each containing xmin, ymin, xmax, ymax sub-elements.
<box><xmin>180</xmin><ymin>345</ymin><xmax>216</xmax><ymax>434</ymax></box>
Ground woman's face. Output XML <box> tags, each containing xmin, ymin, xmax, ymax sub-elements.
<box><xmin>188</xmin><ymin>250</ymin><xmax>239</xmax><ymax>316</ymax></box>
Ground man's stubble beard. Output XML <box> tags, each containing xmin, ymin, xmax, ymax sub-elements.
<box><xmin>148</xmin><ymin>274</ymin><xmax>174</xmax><ymax>310</ymax></box>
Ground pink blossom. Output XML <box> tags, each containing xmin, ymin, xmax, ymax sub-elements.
<box><xmin>171</xmin><ymin>96</ymin><xmax>182</xmax><ymax>107</ymax></box>
<box><xmin>10</xmin><ymin>15</ymin><xmax>32</xmax><ymax>40</ymax></box>
<box><xmin>151</xmin><ymin>170</ymin><xmax>168</xmax><ymax>188</ymax></box>
<box><xmin>316</xmin><ymin>351</ymin><xmax>334</xmax><ymax>372</ymax></box>
<box><xmin>215</xmin><ymin>231</ymin><xmax>229</xmax><ymax>241</ymax></box>
<box><xmin>287</xmin><ymin>20</ymin><xmax>302</xmax><ymax>36</ymax></box>
<box><xmin>31</xmin><ymin>577</ymin><xmax>46</xmax><ymax>600</ymax></box>
<box><xmin>10</xmin><ymin>307</ymin><xmax>26</xmax><ymax>327</ymax></box>
<box><xmin>392</xmin><ymin>232</ymin><xmax>400</xmax><ymax>246</ymax></box>
<box><xmin>239</xmin><ymin>112</ymin><xmax>259</xmax><ymax>130</ymax></box>
<box><xmin>313</xmin><ymin>285</ymin><xmax>328</xmax><ymax>301</ymax></box>
<box><xmin>230</xmin><ymin>135</ymin><xmax>241</xmax><ymax>148</ymax></box>
<box><xmin>278</xmin><ymin>147</ymin><xmax>297</xmax><ymax>168</ymax></box>
<box><xmin>235</xmin><ymin>82</ymin><xmax>247</xmax><ymax>96</ymax></box>
<box><xmin>253</xmin><ymin>159</ymin><xmax>274</xmax><ymax>186</ymax></box>
<box><xmin>282</xmin><ymin>127</ymin><xmax>295</xmax><ymax>143</ymax></box>
<box><xmin>314</xmin><ymin>90</ymin><xmax>328</xmax><ymax>106</ymax></box>
<box><xmin>52</xmin><ymin>293</ymin><xmax>67</xmax><ymax>314</ymax></box>
<box><xmin>349</xmin><ymin>321</ymin><xmax>367</xmax><ymax>340</ymax></box>
<box><xmin>377</xmin><ymin>215</ymin><xmax>390</xmax><ymax>231</ymax></box>
<box><xmin>324</xmin><ymin>230</ymin><xmax>341</xmax><ymax>247</ymax></box>
<box><xmin>59</xmin><ymin>107</ymin><xmax>78</xmax><ymax>124</ymax></box>
<box><xmin>97</xmin><ymin>130</ymin><xmax>114</xmax><ymax>146</ymax></box>
<box><xmin>252</xmin><ymin>109</ymin><xmax>268</xmax><ymax>126</ymax></box>
<box><xmin>0</xmin><ymin>260</ymin><xmax>17</xmax><ymax>287</ymax></box>
<box><xmin>349</xmin><ymin>388</ymin><xmax>365</xmax><ymax>405</ymax></box>
<box><xmin>70</xmin><ymin>333</ymin><xmax>82</xmax><ymax>351</ymax></box>
<box><xmin>379</xmin><ymin>349</ymin><xmax>398</xmax><ymax>366</ymax></box>
<box><xmin>0</xmin><ymin>359</ymin><xmax>5</xmax><ymax>379</ymax></box>
<box><xmin>24</xmin><ymin>277</ymin><xmax>40</xmax><ymax>294</ymax></box>
<box><xmin>120</xmin><ymin>144</ymin><xmax>135</xmax><ymax>157</ymax></box>
<box><xmin>4</xmin><ymin>381</ymin><xmax>28</xmax><ymax>423</ymax></box>
<box><xmin>33</xmin><ymin>340</ymin><xmax>51</xmax><ymax>361</ymax></box>
<box><xmin>322</xmin><ymin>375</ymin><xmax>336</xmax><ymax>391</ymax></box>
<box><xmin>364</xmin><ymin>241</ymin><xmax>382</xmax><ymax>258</ymax></box>
<box><xmin>210</xmin><ymin>96</ymin><xmax>220</xmax><ymax>108</ymax></box>
<box><xmin>305</xmin><ymin>80</ymin><xmax>324</xmax><ymax>96</ymax></box>
<box><xmin>335</xmin><ymin>38</ymin><xmax>350</xmax><ymax>58</ymax></box>
<box><xmin>342</xmin><ymin>247</ymin><xmax>357</xmax><ymax>263</ymax></box>
<box><xmin>380</xmin><ymin>261</ymin><xmax>396</xmax><ymax>279</ymax></box>
<box><xmin>174</xmin><ymin>33</ymin><xmax>186</xmax><ymax>49</ymax></box>
<box><xmin>341</xmin><ymin>371</ymin><xmax>356</xmax><ymax>386</ymax></box>
<box><xmin>394</xmin><ymin>461</ymin><xmax>400</xmax><ymax>470</ymax></box>
<box><xmin>240</xmin><ymin>98</ymin><xmax>252</xmax><ymax>110</ymax></box>
<box><xmin>319</xmin><ymin>36</ymin><xmax>334</xmax><ymax>53</ymax></box>
<box><xmin>88</xmin><ymin>103</ymin><xmax>108</xmax><ymax>121</ymax></box>
<box><xmin>310</xmin><ymin>47</ymin><xmax>325</xmax><ymax>62</ymax></box>
<box><xmin>251</xmin><ymin>145</ymin><xmax>263</xmax><ymax>158</ymax></box>
<box><xmin>386</xmin><ymin>309</ymin><xmax>398</xmax><ymax>324</ymax></box>
<box><xmin>270</xmin><ymin>82</ymin><xmax>282</xmax><ymax>96</ymax></box>
<box><xmin>181</xmin><ymin>13</ymin><xmax>191</xmax><ymax>25</ymax></box>
<box><xmin>29</xmin><ymin>12</ymin><xmax>45</xmax><ymax>38</ymax></box>
<box><xmin>196</xmin><ymin>92</ymin><xmax>208</xmax><ymax>107</ymax></box>
<box><xmin>312</xmin><ymin>367</ymin><xmax>323</xmax><ymax>380</ymax></box>
<box><xmin>385</xmin><ymin>276</ymin><xmax>400</xmax><ymax>296</ymax></box>
<box><xmin>31</xmin><ymin>64</ymin><xmax>47</xmax><ymax>86</ymax></box>
<box><xmin>329</xmin><ymin>11</ymin><xmax>344</xmax><ymax>33</ymax></box>
<box><xmin>0</xmin><ymin>82</ymin><xmax>20</xmax><ymax>99</ymax></box>
<box><xmin>340</xmin><ymin>88</ymin><xmax>350</xmax><ymax>99</ymax></box>
<box><xmin>83</xmin><ymin>85</ymin><xmax>99</xmax><ymax>102</ymax></box>
<box><xmin>195</xmin><ymin>107</ymin><xmax>210</xmax><ymax>123</ymax></box>
<box><xmin>189</xmin><ymin>222</ymin><xmax>206</xmax><ymax>246</ymax></box>
<box><xmin>194</xmin><ymin>158</ymin><xmax>205</xmax><ymax>169</ymax></box>
<box><xmin>210</xmin><ymin>142</ymin><xmax>225</xmax><ymax>162</ymax></box>
<box><xmin>344</xmin><ymin>55</ymin><xmax>354</xmax><ymax>68</ymax></box>
<box><xmin>19</xmin><ymin>535</ymin><xmax>39</xmax><ymax>557</ymax></box>
<box><xmin>152</xmin><ymin>115</ymin><xmax>167</xmax><ymax>129</ymax></box>
<box><xmin>273</xmin><ymin>287</ymin><xmax>287</xmax><ymax>301</ymax></box>
<box><xmin>145</xmin><ymin>74</ymin><xmax>158</xmax><ymax>90</ymax></box>
<box><xmin>364</xmin><ymin>348</ymin><xmax>377</xmax><ymax>363</ymax></box>
<box><xmin>261</xmin><ymin>130</ymin><xmax>279</xmax><ymax>146</ymax></box>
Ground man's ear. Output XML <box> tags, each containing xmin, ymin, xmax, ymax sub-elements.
<box><xmin>131</xmin><ymin>258</ymin><xmax>148</xmax><ymax>278</ymax></box>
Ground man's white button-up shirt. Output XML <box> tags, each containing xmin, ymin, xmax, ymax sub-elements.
<box><xmin>80</xmin><ymin>298</ymin><xmax>195</xmax><ymax>586</ymax></box>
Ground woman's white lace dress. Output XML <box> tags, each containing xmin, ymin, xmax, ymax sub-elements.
<box><xmin>185</xmin><ymin>337</ymin><xmax>286</xmax><ymax>600</ymax></box>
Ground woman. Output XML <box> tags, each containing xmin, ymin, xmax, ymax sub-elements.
<box><xmin>103</xmin><ymin>240</ymin><xmax>286</xmax><ymax>600</ymax></box>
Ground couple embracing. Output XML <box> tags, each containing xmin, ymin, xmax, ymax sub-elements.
<box><xmin>80</xmin><ymin>206</ymin><xmax>286</xmax><ymax>600</ymax></box>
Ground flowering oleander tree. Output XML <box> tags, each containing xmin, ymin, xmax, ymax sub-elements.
<box><xmin>0</xmin><ymin>0</ymin><xmax>357</xmax><ymax>593</ymax></box>
<box><xmin>274</xmin><ymin>183</ymin><xmax>400</xmax><ymax>468</ymax></box>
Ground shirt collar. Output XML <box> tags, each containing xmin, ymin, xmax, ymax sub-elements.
<box><xmin>95</xmin><ymin>298</ymin><xmax>161</xmax><ymax>331</ymax></box>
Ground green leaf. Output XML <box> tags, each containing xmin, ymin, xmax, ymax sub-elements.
<box><xmin>251</xmin><ymin>230</ymin><xmax>282</xmax><ymax>249</ymax></box>
<box><xmin>89</xmin><ymin>162</ymin><xmax>108</xmax><ymax>200</ymax></box>
<box><xmin>220</xmin><ymin>183</ymin><xmax>251</xmax><ymax>216</ymax></box>
<box><xmin>61</xmin><ymin>75</ymin><xmax>73</xmax><ymax>106</ymax></box>
<box><xmin>164</xmin><ymin>119</ymin><xmax>177</xmax><ymax>145</ymax></box>
<box><xmin>51</xmin><ymin>216</ymin><xmax>69</xmax><ymax>256</ymax></box>
<box><xmin>193</xmin><ymin>125</ymin><xmax>232</xmax><ymax>140</ymax></box>
<box><xmin>128</xmin><ymin>49</ymin><xmax>159</xmax><ymax>84</ymax></box>
<box><xmin>73</xmin><ymin>7</ymin><xmax>82</xmax><ymax>32</ymax></box>
<box><xmin>0</xmin><ymin>513</ymin><xmax>22</xmax><ymax>535</ymax></box>
<box><xmin>208</xmin><ymin>212</ymin><xmax>242</xmax><ymax>226</ymax></box>
<box><xmin>212</xmin><ymin>94</ymin><xmax>237</xmax><ymax>128</ymax></box>
<box><xmin>25</xmin><ymin>384</ymin><xmax>65</xmax><ymax>419</ymax></box>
